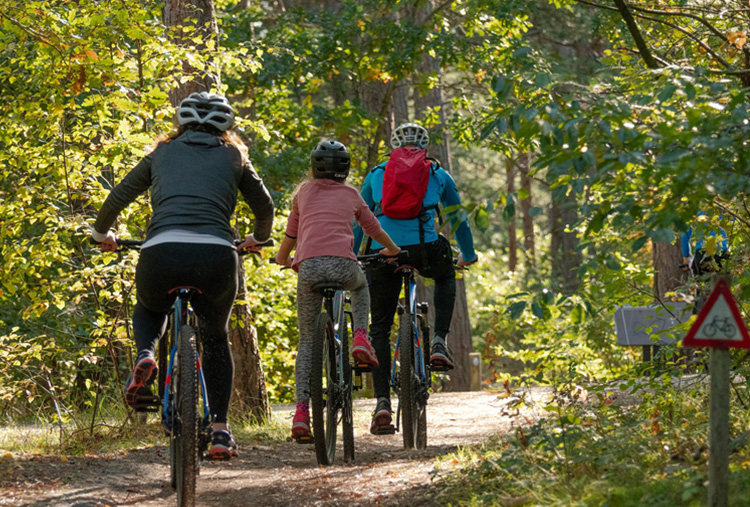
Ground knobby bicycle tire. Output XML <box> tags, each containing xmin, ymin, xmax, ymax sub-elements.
<box><xmin>399</xmin><ymin>313</ymin><xmax>417</xmax><ymax>449</ymax></box>
<box><xmin>341</xmin><ymin>314</ymin><xmax>354</xmax><ymax>463</ymax></box>
<box><xmin>415</xmin><ymin>314</ymin><xmax>429</xmax><ymax>450</ymax></box>
<box><xmin>311</xmin><ymin>313</ymin><xmax>338</xmax><ymax>465</ymax></box>
<box><xmin>174</xmin><ymin>325</ymin><xmax>198</xmax><ymax>507</ymax></box>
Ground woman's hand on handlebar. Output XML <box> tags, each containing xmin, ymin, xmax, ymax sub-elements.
<box><xmin>93</xmin><ymin>231</ymin><xmax>118</xmax><ymax>252</ymax></box>
<box><xmin>236</xmin><ymin>233</ymin><xmax>272</xmax><ymax>254</ymax></box>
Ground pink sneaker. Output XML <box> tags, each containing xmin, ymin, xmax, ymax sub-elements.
<box><xmin>352</xmin><ymin>329</ymin><xmax>379</xmax><ymax>368</ymax></box>
<box><xmin>292</xmin><ymin>402</ymin><xmax>311</xmax><ymax>441</ymax></box>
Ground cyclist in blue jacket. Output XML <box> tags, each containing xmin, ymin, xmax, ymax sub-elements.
<box><xmin>353</xmin><ymin>123</ymin><xmax>478</xmax><ymax>434</ymax></box>
<box><xmin>680</xmin><ymin>212</ymin><xmax>729</xmax><ymax>276</ymax></box>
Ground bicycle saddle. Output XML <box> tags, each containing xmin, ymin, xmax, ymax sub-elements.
<box><xmin>312</xmin><ymin>281</ymin><xmax>344</xmax><ymax>292</ymax></box>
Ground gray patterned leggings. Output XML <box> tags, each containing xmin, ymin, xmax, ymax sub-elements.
<box><xmin>296</xmin><ymin>256</ymin><xmax>369</xmax><ymax>403</ymax></box>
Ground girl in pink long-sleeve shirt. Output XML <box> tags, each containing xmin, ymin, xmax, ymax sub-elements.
<box><xmin>276</xmin><ymin>141</ymin><xmax>400</xmax><ymax>441</ymax></box>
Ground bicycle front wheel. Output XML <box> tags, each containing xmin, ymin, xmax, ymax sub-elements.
<box><xmin>311</xmin><ymin>313</ymin><xmax>338</xmax><ymax>465</ymax></box>
<box><xmin>173</xmin><ymin>325</ymin><xmax>198</xmax><ymax>507</ymax></box>
<box><xmin>341</xmin><ymin>314</ymin><xmax>354</xmax><ymax>463</ymax></box>
<box><xmin>399</xmin><ymin>313</ymin><xmax>418</xmax><ymax>449</ymax></box>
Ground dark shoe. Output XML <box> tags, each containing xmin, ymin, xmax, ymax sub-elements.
<box><xmin>430</xmin><ymin>342</ymin><xmax>454</xmax><ymax>371</ymax></box>
<box><xmin>370</xmin><ymin>397</ymin><xmax>393</xmax><ymax>435</ymax></box>
<box><xmin>209</xmin><ymin>430</ymin><xmax>239</xmax><ymax>460</ymax></box>
<box><xmin>125</xmin><ymin>352</ymin><xmax>157</xmax><ymax>408</ymax></box>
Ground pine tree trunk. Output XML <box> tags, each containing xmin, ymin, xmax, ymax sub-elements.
<box><xmin>519</xmin><ymin>154</ymin><xmax>535</xmax><ymax>271</ymax></box>
<box><xmin>228</xmin><ymin>260</ymin><xmax>270</xmax><ymax>421</ymax></box>
<box><xmin>163</xmin><ymin>0</ymin><xmax>219</xmax><ymax>105</ymax></box>
<box><xmin>506</xmin><ymin>157</ymin><xmax>517</xmax><ymax>272</ymax></box>
<box><xmin>550</xmin><ymin>196</ymin><xmax>581</xmax><ymax>295</ymax></box>
<box><xmin>653</xmin><ymin>241</ymin><xmax>687</xmax><ymax>300</ymax></box>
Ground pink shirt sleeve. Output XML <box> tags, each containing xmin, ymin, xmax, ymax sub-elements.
<box><xmin>354</xmin><ymin>194</ymin><xmax>382</xmax><ymax>238</ymax></box>
<box><xmin>285</xmin><ymin>194</ymin><xmax>300</xmax><ymax>238</ymax></box>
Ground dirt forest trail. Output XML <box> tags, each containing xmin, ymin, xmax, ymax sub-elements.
<box><xmin>1</xmin><ymin>390</ymin><xmax>550</xmax><ymax>507</ymax></box>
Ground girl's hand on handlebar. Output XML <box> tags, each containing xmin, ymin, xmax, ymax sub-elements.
<box><xmin>379</xmin><ymin>246</ymin><xmax>401</xmax><ymax>258</ymax></box>
<box><xmin>275</xmin><ymin>253</ymin><xmax>293</xmax><ymax>268</ymax></box>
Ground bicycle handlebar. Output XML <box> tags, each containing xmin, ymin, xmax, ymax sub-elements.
<box><xmin>90</xmin><ymin>237</ymin><xmax>274</xmax><ymax>255</ymax></box>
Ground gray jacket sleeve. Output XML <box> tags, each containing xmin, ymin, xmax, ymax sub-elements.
<box><xmin>238</xmin><ymin>161</ymin><xmax>274</xmax><ymax>242</ymax></box>
<box><xmin>93</xmin><ymin>153</ymin><xmax>153</xmax><ymax>234</ymax></box>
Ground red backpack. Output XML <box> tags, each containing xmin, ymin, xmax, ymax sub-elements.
<box><xmin>380</xmin><ymin>147</ymin><xmax>432</xmax><ymax>219</ymax></box>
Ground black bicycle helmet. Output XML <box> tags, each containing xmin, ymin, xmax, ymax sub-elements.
<box><xmin>310</xmin><ymin>141</ymin><xmax>351</xmax><ymax>182</ymax></box>
<box><xmin>176</xmin><ymin>92</ymin><xmax>234</xmax><ymax>132</ymax></box>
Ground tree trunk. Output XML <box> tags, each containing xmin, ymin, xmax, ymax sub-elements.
<box><xmin>163</xmin><ymin>0</ymin><xmax>219</xmax><ymax>105</ymax></box>
<box><xmin>550</xmin><ymin>196</ymin><xmax>581</xmax><ymax>294</ymax></box>
<box><xmin>442</xmin><ymin>277</ymin><xmax>473</xmax><ymax>391</ymax></box>
<box><xmin>519</xmin><ymin>154</ymin><xmax>535</xmax><ymax>271</ymax></box>
<box><xmin>653</xmin><ymin>241</ymin><xmax>687</xmax><ymax>300</ymax></box>
<box><xmin>164</xmin><ymin>0</ymin><xmax>270</xmax><ymax>418</ymax></box>
<box><xmin>506</xmin><ymin>157</ymin><xmax>517</xmax><ymax>272</ymax></box>
<box><xmin>228</xmin><ymin>260</ymin><xmax>271</xmax><ymax>421</ymax></box>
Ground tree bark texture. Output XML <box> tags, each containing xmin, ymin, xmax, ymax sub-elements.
<box><xmin>653</xmin><ymin>240</ymin><xmax>687</xmax><ymax>299</ymax></box>
<box><xmin>163</xmin><ymin>0</ymin><xmax>219</xmax><ymax>105</ymax></box>
<box><xmin>550</xmin><ymin>196</ymin><xmax>582</xmax><ymax>295</ymax></box>
<box><xmin>228</xmin><ymin>260</ymin><xmax>271</xmax><ymax>421</ymax></box>
<box><xmin>519</xmin><ymin>154</ymin><xmax>535</xmax><ymax>271</ymax></box>
<box><xmin>506</xmin><ymin>157</ymin><xmax>517</xmax><ymax>272</ymax></box>
<box><xmin>442</xmin><ymin>276</ymin><xmax>472</xmax><ymax>391</ymax></box>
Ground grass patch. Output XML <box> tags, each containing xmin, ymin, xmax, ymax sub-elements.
<box><xmin>432</xmin><ymin>381</ymin><xmax>750</xmax><ymax>506</ymax></box>
<box><xmin>0</xmin><ymin>405</ymin><xmax>292</xmax><ymax>458</ymax></box>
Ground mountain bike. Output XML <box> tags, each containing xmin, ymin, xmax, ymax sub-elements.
<box><xmin>389</xmin><ymin>254</ymin><xmax>432</xmax><ymax>449</ymax></box>
<box><xmin>100</xmin><ymin>238</ymin><xmax>270</xmax><ymax>507</ymax></box>
<box><xmin>306</xmin><ymin>254</ymin><xmax>382</xmax><ymax>465</ymax></box>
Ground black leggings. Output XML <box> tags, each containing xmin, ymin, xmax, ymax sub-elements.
<box><xmin>134</xmin><ymin>242</ymin><xmax>238</xmax><ymax>424</ymax></box>
<box><xmin>368</xmin><ymin>235</ymin><xmax>456</xmax><ymax>399</ymax></box>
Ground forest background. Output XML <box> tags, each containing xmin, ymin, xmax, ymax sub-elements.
<box><xmin>3</xmin><ymin>0</ymin><xmax>750</xmax><ymax>504</ymax></box>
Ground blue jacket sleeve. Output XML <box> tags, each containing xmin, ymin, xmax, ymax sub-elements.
<box><xmin>439</xmin><ymin>170</ymin><xmax>477</xmax><ymax>262</ymax></box>
<box><xmin>353</xmin><ymin>171</ymin><xmax>375</xmax><ymax>254</ymax></box>
<box><xmin>681</xmin><ymin>227</ymin><xmax>692</xmax><ymax>258</ymax></box>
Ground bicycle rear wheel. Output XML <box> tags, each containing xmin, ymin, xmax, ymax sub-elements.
<box><xmin>172</xmin><ymin>325</ymin><xmax>198</xmax><ymax>507</ymax></box>
<box><xmin>399</xmin><ymin>313</ymin><xmax>418</xmax><ymax>449</ymax></box>
<box><xmin>311</xmin><ymin>313</ymin><xmax>338</xmax><ymax>465</ymax></box>
<box><xmin>415</xmin><ymin>315</ymin><xmax>429</xmax><ymax>450</ymax></box>
<box><xmin>341</xmin><ymin>314</ymin><xmax>354</xmax><ymax>463</ymax></box>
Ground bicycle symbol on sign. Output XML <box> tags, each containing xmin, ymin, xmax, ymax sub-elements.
<box><xmin>702</xmin><ymin>316</ymin><xmax>736</xmax><ymax>339</ymax></box>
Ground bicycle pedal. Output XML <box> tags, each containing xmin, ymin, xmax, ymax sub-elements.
<box><xmin>429</xmin><ymin>361</ymin><xmax>454</xmax><ymax>373</ymax></box>
<box><xmin>132</xmin><ymin>395</ymin><xmax>160</xmax><ymax>412</ymax></box>
<box><xmin>372</xmin><ymin>424</ymin><xmax>396</xmax><ymax>435</ymax></box>
<box><xmin>294</xmin><ymin>435</ymin><xmax>315</xmax><ymax>444</ymax></box>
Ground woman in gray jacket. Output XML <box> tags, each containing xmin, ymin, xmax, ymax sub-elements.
<box><xmin>91</xmin><ymin>92</ymin><xmax>274</xmax><ymax>460</ymax></box>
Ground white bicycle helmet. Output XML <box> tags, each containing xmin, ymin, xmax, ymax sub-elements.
<box><xmin>390</xmin><ymin>123</ymin><xmax>429</xmax><ymax>149</ymax></box>
<box><xmin>176</xmin><ymin>92</ymin><xmax>235</xmax><ymax>132</ymax></box>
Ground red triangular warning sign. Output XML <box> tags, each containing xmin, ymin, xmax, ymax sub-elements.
<box><xmin>683</xmin><ymin>279</ymin><xmax>750</xmax><ymax>349</ymax></box>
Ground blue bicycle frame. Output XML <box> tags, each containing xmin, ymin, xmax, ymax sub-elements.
<box><xmin>162</xmin><ymin>289</ymin><xmax>211</xmax><ymax>432</ymax></box>
<box><xmin>390</xmin><ymin>277</ymin><xmax>429</xmax><ymax>393</ymax></box>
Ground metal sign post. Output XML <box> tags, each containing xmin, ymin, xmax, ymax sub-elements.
<box><xmin>682</xmin><ymin>277</ymin><xmax>750</xmax><ymax>507</ymax></box>
<box><xmin>708</xmin><ymin>346</ymin><xmax>730</xmax><ymax>507</ymax></box>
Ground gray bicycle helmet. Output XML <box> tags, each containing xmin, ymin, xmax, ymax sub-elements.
<box><xmin>390</xmin><ymin>122</ymin><xmax>429</xmax><ymax>149</ymax></box>
<box><xmin>176</xmin><ymin>92</ymin><xmax>234</xmax><ymax>132</ymax></box>
<box><xmin>310</xmin><ymin>141</ymin><xmax>351</xmax><ymax>182</ymax></box>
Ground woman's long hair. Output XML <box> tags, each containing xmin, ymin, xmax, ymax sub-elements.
<box><xmin>152</xmin><ymin>124</ymin><xmax>250</xmax><ymax>163</ymax></box>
